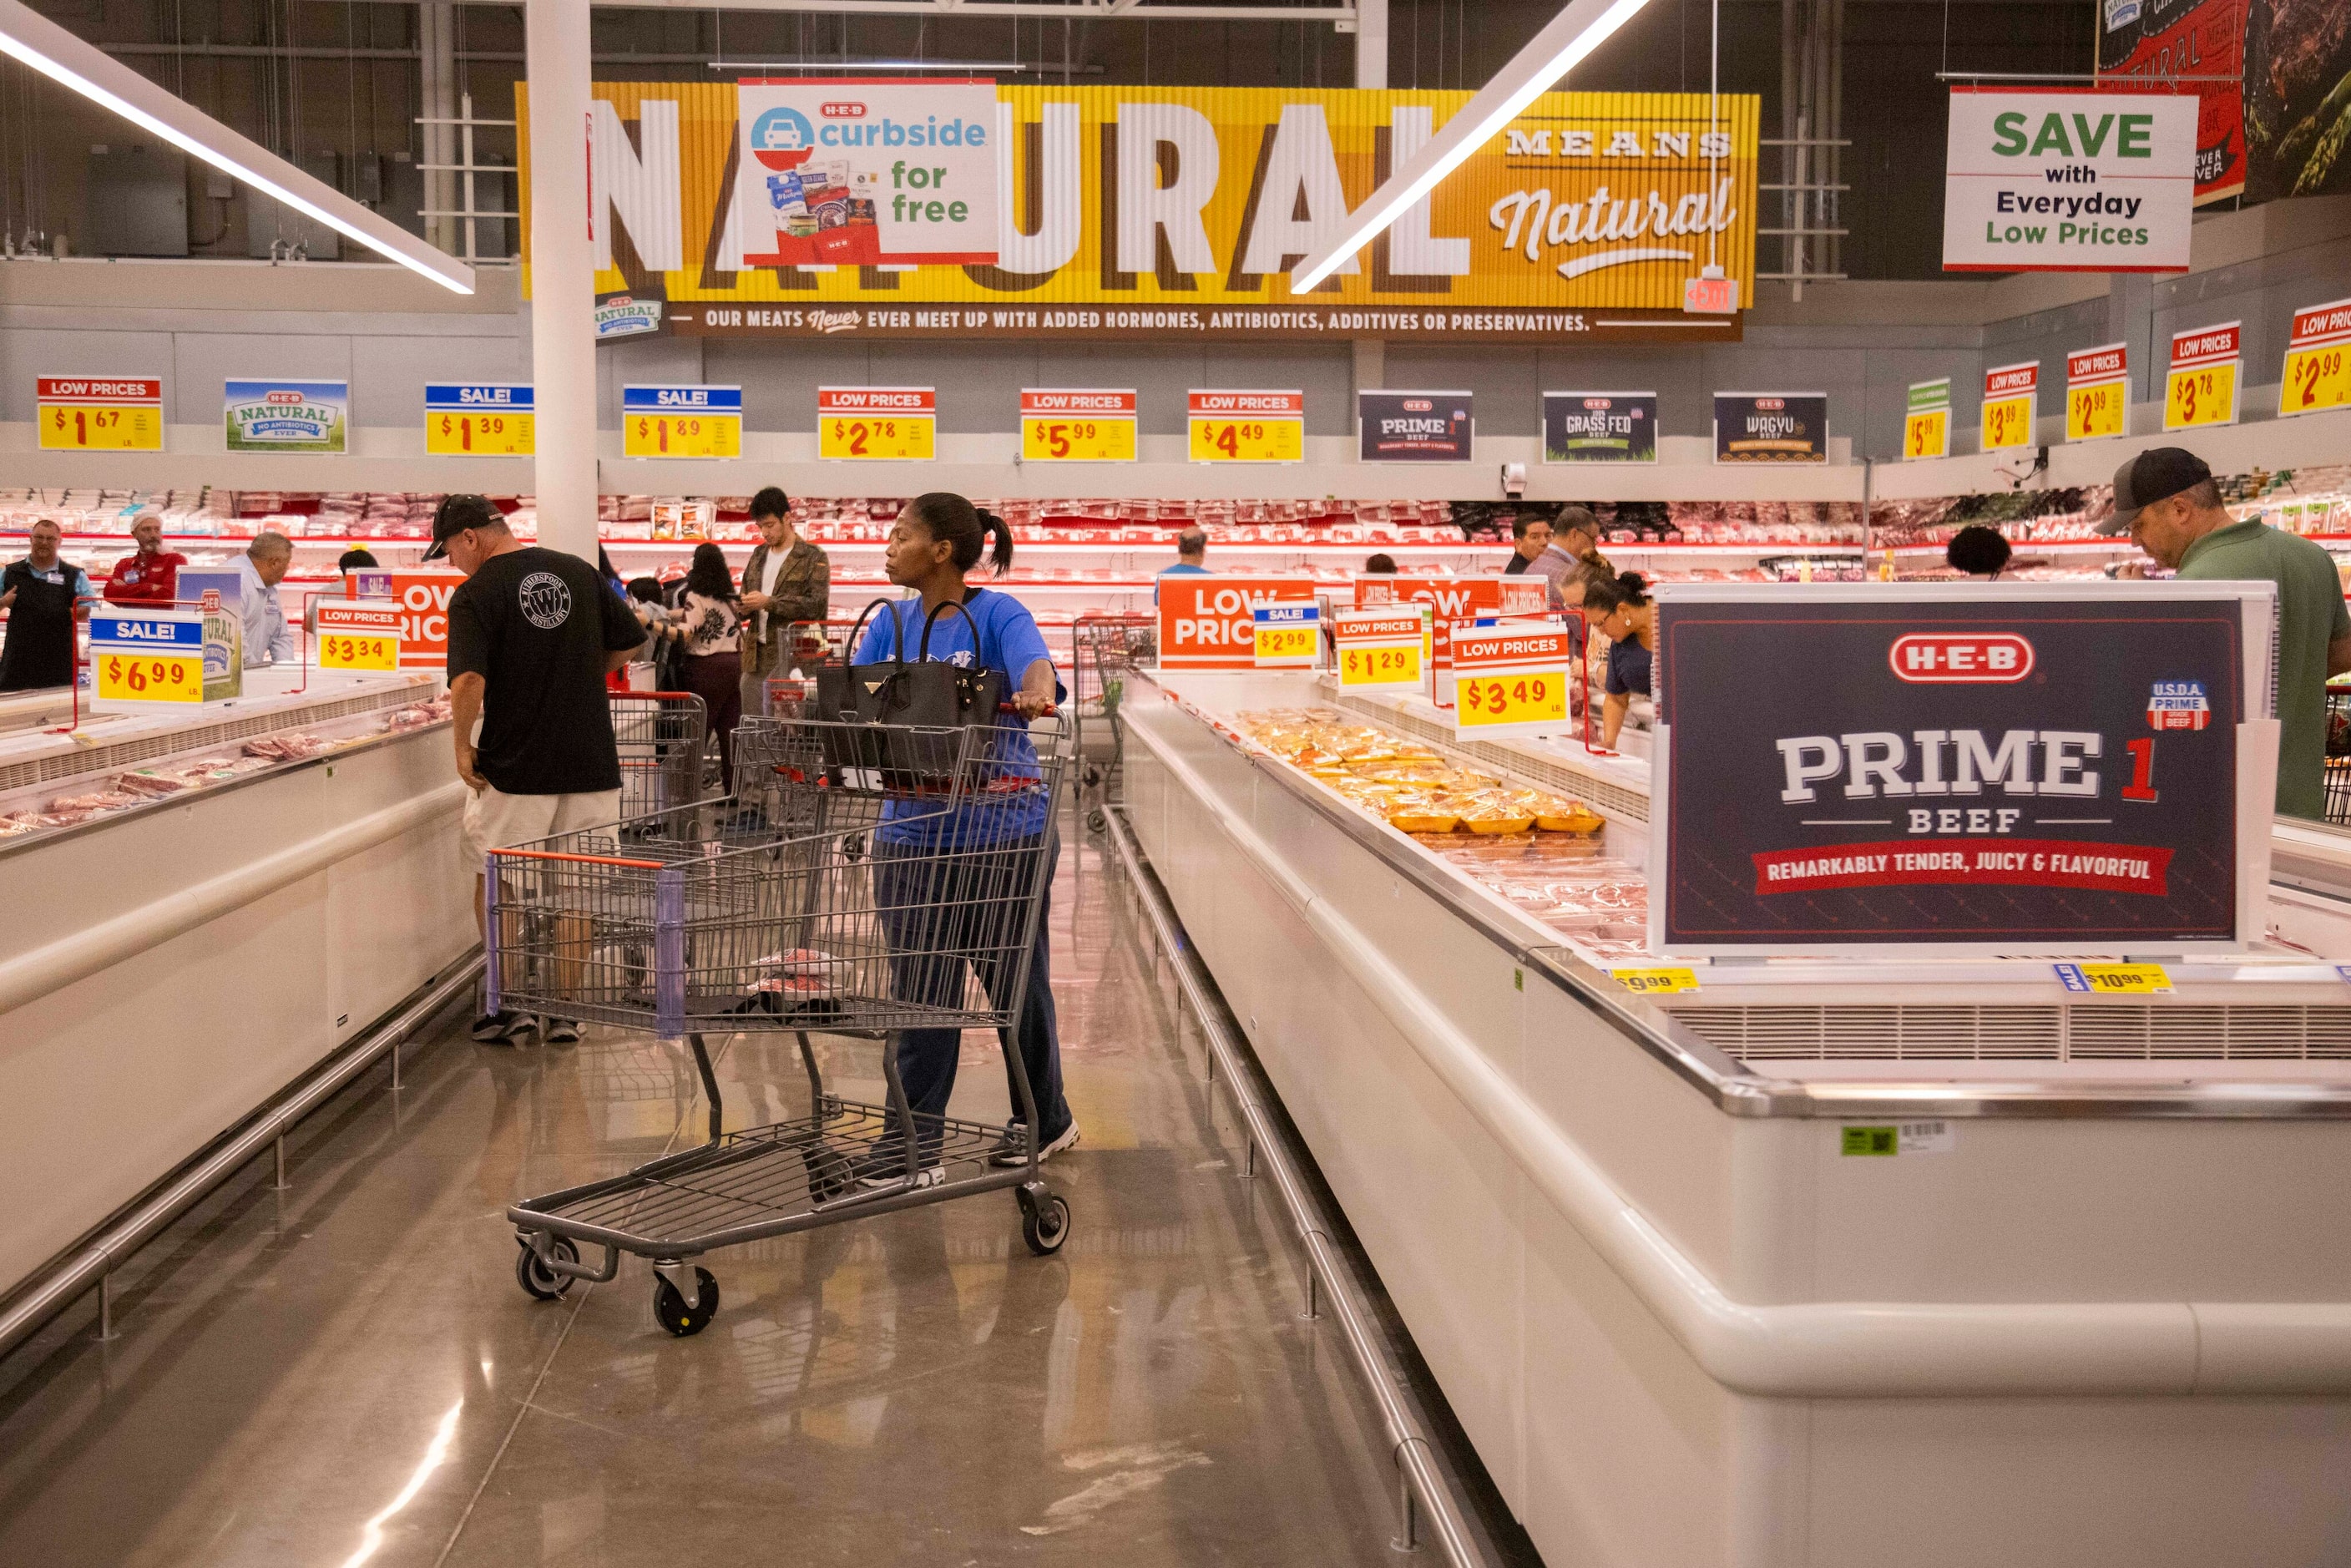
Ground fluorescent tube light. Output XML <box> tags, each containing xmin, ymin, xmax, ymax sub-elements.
<box><xmin>0</xmin><ymin>0</ymin><xmax>473</xmax><ymax>294</ymax></box>
<box><xmin>1289</xmin><ymin>0</ymin><xmax>1651</xmax><ymax>293</ymax></box>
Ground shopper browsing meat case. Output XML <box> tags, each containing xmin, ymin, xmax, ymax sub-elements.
<box><xmin>101</xmin><ymin>516</ymin><xmax>188</xmax><ymax>606</ymax></box>
<box><xmin>430</xmin><ymin>493</ymin><xmax>646</xmax><ymax>1044</ymax></box>
<box><xmin>1578</xmin><ymin>569</ymin><xmax>1657</xmax><ymax>750</ymax></box>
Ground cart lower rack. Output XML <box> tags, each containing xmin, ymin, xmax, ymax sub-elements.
<box><xmin>495</xmin><ymin>716</ymin><xmax>1072</xmax><ymax>1337</ymax></box>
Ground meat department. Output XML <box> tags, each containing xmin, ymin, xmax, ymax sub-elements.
<box><xmin>5</xmin><ymin>25</ymin><xmax>2351</xmax><ymax>1568</ymax></box>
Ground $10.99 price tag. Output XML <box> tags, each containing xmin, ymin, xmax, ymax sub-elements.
<box><xmin>2053</xmin><ymin>962</ymin><xmax>2172</xmax><ymax>995</ymax></box>
<box><xmin>99</xmin><ymin>650</ymin><xmax>201</xmax><ymax>703</ymax></box>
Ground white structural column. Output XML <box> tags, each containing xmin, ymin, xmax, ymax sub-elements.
<box><xmin>525</xmin><ymin>0</ymin><xmax>599</xmax><ymax>561</ymax></box>
<box><xmin>418</xmin><ymin>3</ymin><xmax>456</xmax><ymax>256</ymax></box>
<box><xmin>1355</xmin><ymin>0</ymin><xmax>1388</xmax><ymax>88</ymax></box>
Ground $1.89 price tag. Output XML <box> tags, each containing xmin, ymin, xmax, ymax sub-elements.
<box><xmin>99</xmin><ymin>651</ymin><xmax>201</xmax><ymax>703</ymax></box>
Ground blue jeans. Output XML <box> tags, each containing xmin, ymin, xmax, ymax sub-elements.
<box><xmin>872</xmin><ymin>830</ymin><xmax>1069</xmax><ymax>1147</ymax></box>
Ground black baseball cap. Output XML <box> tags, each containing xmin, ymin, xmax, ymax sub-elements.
<box><xmin>2095</xmin><ymin>447</ymin><xmax>2213</xmax><ymax>535</ymax></box>
<box><xmin>422</xmin><ymin>493</ymin><xmax>502</xmax><ymax>560</ymax></box>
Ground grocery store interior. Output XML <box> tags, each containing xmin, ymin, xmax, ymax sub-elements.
<box><xmin>4</xmin><ymin>0</ymin><xmax>2351</xmax><ymax>1563</ymax></box>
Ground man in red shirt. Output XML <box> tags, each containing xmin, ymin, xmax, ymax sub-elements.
<box><xmin>102</xmin><ymin>516</ymin><xmax>188</xmax><ymax>606</ymax></box>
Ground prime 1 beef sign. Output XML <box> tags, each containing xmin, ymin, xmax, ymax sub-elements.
<box><xmin>1649</xmin><ymin>583</ymin><xmax>2280</xmax><ymax>956</ymax></box>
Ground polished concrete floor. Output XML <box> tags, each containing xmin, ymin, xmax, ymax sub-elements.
<box><xmin>0</xmin><ymin>827</ymin><xmax>1407</xmax><ymax>1565</ymax></box>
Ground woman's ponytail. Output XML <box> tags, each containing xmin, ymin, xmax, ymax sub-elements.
<box><xmin>978</xmin><ymin>508</ymin><xmax>1014</xmax><ymax>576</ymax></box>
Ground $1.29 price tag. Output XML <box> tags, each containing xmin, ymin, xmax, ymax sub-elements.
<box><xmin>2053</xmin><ymin>962</ymin><xmax>2172</xmax><ymax>995</ymax></box>
<box><xmin>1339</xmin><ymin>643</ymin><xmax>1421</xmax><ymax>686</ymax></box>
<box><xmin>1331</xmin><ymin>609</ymin><xmax>1425</xmax><ymax>690</ymax></box>
<box><xmin>99</xmin><ymin>650</ymin><xmax>201</xmax><ymax>703</ymax></box>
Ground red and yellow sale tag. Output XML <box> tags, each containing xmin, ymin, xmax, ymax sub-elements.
<box><xmin>1188</xmin><ymin>389</ymin><xmax>1304</xmax><ymax>463</ymax></box>
<box><xmin>1903</xmin><ymin>406</ymin><xmax>1948</xmax><ymax>460</ymax></box>
<box><xmin>819</xmin><ymin>386</ymin><xmax>934</xmax><ymax>460</ymax></box>
<box><xmin>2164</xmin><ymin>321</ymin><xmax>2240</xmax><ymax>432</ymax></box>
<box><xmin>427</xmin><ymin>409</ymin><xmax>533</xmax><ymax>456</ymax></box>
<box><xmin>98</xmin><ymin>650</ymin><xmax>201</xmax><ymax>703</ymax></box>
<box><xmin>315</xmin><ymin>600</ymin><xmax>402</xmax><ymax>672</ymax></box>
<box><xmin>1332</xmin><ymin>608</ymin><xmax>1426</xmax><ymax>690</ymax></box>
<box><xmin>2281</xmin><ymin>298</ymin><xmax>2351</xmax><ymax>419</ymax></box>
<box><xmin>1450</xmin><ymin>626</ymin><xmax>1574</xmax><ymax>736</ymax></box>
<box><xmin>1020</xmin><ymin>388</ymin><xmax>1136</xmax><ymax>462</ymax></box>
<box><xmin>38</xmin><ymin>376</ymin><xmax>164</xmax><ymax>451</ymax></box>
<box><xmin>2065</xmin><ymin>343</ymin><xmax>2128</xmax><ymax>442</ymax></box>
<box><xmin>1979</xmin><ymin>361</ymin><xmax>2038</xmax><ymax>453</ymax></box>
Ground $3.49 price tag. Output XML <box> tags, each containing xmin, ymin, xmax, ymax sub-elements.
<box><xmin>1457</xmin><ymin>671</ymin><xmax>1568</xmax><ymax>729</ymax></box>
<box><xmin>98</xmin><ymin>650</ymin><xmax>201</xmax><ymax>703</ymax></box>
<box><xmin>1449</xmin><ymin>625</ymin><xmax>1575</xmax><ymax>737</ymax></box>
<box><xmin>1610</xmin><ymin>966</ymin><xmax>1699</xmax><ymax>995</ymax></box>
<box><xmin>2053</xmin><ymin>962</ymin><xmax>2172</xmax><ymax>995</ymax></box>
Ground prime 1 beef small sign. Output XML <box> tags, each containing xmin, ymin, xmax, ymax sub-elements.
<box><xmin>1649</xmin><ymin>583</ymin><xmax>2277</xmax><ymax>955</ymax></box>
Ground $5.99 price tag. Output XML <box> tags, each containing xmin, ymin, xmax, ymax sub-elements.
<box><xmin>1020</xmin><ymin>389</ymin><xmax>1136</xmax><ymax>462</ymax></box>
<box><xmin>1902</xmin><ymin>407</ymin><xmax>1947</xmax><ymax>461</ymax></box>
<box><xmin>99</xmin><ymin>650</ymin><xmax>201</xmax><ymax>703</ymax></box>
<box><xmin>2053</xmin><ymin>962</ymin><xmax>2172</xmax><ymax>995</ymax></box>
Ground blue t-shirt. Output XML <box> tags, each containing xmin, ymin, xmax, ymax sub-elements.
<box><xmin>852</xmin><ymin>589</ymin><xmax>1061</xmax><ymax>845</ymax></box>
<box><xmin>1605</xmin><ymin>635</ymin><xmax>1653</xmax><ymax>698</ymax></box>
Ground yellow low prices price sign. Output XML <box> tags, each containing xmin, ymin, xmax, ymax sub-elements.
<box><xmin>314</xmin><ymin>600</ymin><xmax>402</xmax><ymax>672</ymax></box>
<box><xmin>2064</xmin><ymin>343</ymin><xmax>2128</xmax><ymax>441</ymax></box>
<box><xmin>1252</xmin><ymin>602</ymin><xmax>1321</xmax><ymax>668</ymax></box>
<box><xmin>2055</xmin><ymin>962</ymin><xmax>2172</xmax><ymax>996</ymax></box>
<box><xmin>2164</xmin><ymin>322</ymin><xmax>2240</xmax><ymax>432</ymax></box>
<box><xmin>38</xmin><ymin>376</ymin><xmax>164</xmax><ymax>451</ymax></box>
<box><xmin>820</xmin><ymin>386</ymin><xmax>936</xmax><ymax>461</ymax></box>
<box><xmin>1189</xmin><ymin>389</ymin><xmax>1305</xmax><ymax>463</ymax></box>
<box><xmin>425</xmin><ymin>383</ymin><xmax>533</xmax><ymax>456</ymax></box>
<box><xmin>1451</xmin><ymin>625</ymin><xmax>1574</xmax><ymax>737</ymax></box>
<box><xmin>1332</xmin><ymin>609</ymin><xmax>1426</xmax><ymax>690</ymax></box>
<box><xmin>622</xmin><ymin>384</ymin><xmax>742</xmax><ymax>458</ymax></box>
<box><xmin>2281</xmin><ymin>298</ymin><xmax>2351</xmax><ymax>418</ymax></box>
<box><xmin>1979</xmin><ymin>360</ymin><xmax>2038</xmax><ymax>453</ymax></box>
<box><xmin>89</xmin><ymin>610</ymin><xmax>205</xmax><ymax>706</ymax></box>
<box><xmin>1902</xmin><ymin>377</ymin><xmax>1949</xmax><ymax>460</ymax></box>
<box><xmin>1020</xmin><ymin>388</ymin><xmax>1137</xmax><ymax>462</ymax></box>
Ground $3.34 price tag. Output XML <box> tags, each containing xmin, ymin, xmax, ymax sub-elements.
<box><xmin>2054</xmin><ymin>962</ymin><xmax>2172</xmax><ymax>995</ymax></box>
<box><xmin>319</xmin><ymin>632</ymin><xmax>398</xmax><ymax>671</ymax></box>
<box><xmin>99</xmin><ymin>651</ymin><xmax>201</xmax><ymax>703</ymax></box>
<box><xmin>1610</xmin><ymin>966</ymin><xmax>1699</xmax><ymax>995</ymax></box>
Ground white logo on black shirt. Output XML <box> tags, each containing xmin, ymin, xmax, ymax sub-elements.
<box><xmin>518</xmin><ymin>571</ymin><xmax>572</xmax><ymax>630</ymax></box>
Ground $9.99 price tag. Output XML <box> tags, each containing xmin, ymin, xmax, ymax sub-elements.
<box><xmin>99</xmin><ymin>651</ymin><xmax>201</xmax><ymax>703</ymax></box>
<box><xmin>1610</xmin><ymin>966</ymin><xmax>1700</xmax><ymax>995</ymax></box>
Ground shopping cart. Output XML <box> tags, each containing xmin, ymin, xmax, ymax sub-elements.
<box><xmin>2328</xmin><ymin>687</ymin><xmax>2351</xmax><ymax>825</ymax></box>
<box><xmin>609</xmin><ymin>690</ymin><xmax>710</xmax><ymax>818</ymax></box>
<box><xmin>1070</xmin><ymin>614</ymin><xmax>1155</xmax><ymax>832</ymax></box>
<box><xmin>494</xmin><ymin>712</ymin><xmax>1072</xmax><ymax>1337</ymax></box>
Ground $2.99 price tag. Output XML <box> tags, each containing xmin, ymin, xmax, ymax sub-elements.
<box><xmin>2053</xmin><ymin>962</ymin><xmax>2172</xmax><ymax>995</ymax></box>
<box><xmin>99</xmin><ymin>651</ymin><xmax>201</xmax><ymax>703</ymax></box>
<box><xmin>2067</xmin><ymin>381</ymin><xmax>2126</xmax><ymax>441</ymax></box>
<box><xmin>1252</xmin><ymin>604</ymin><xmax>1321</xmax><ymax>668</ymax></box>
<box><xmin>2281</xmin><ymin>301</ymin><xmax>2351</xmax><ymax>418</ymax></box>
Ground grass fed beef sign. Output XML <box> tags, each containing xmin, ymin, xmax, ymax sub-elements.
<box><xmin>1651</xmin><ymin>584</ymin><xmax>2269</xmax><ymax>954</ymax></box>
<box><xmin>1943</xmin><ymin>89</ymin><xmax>2196</xmax><ymax>272</ymax></box>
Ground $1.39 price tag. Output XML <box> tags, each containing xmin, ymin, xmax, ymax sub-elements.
<box><xmin>99</xmin><ymin>650</ymin><xmax>201</xmax><ymax>703</ymax></box>
<box><xmin>2053</xmin><ymin>962</ymin><xmax>2172</xmax><ymax>995</ymax></box>
<box><xmin>1252</xmin><ymin>603</ymin><xmax>1320</xmax><ymax>668</ymax></box>
<box><xmin>424</xmin><ymin>384</ymin><xmax>533</xmax><ymax>455</ymax></box>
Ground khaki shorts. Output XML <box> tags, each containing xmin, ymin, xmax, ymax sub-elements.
<box><xmin>463</xmin><ymin>784</ymin><xmax>624</xmax><ymax>869</ymax></box>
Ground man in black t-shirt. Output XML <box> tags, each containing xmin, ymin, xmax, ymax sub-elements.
<box><xmin>432</xmin><ymin>495</ymin><xmax>645</xmax><ymax>1044</ymax></box>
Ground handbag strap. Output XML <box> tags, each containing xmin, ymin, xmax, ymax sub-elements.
<box><xmin>842</xmin><ymin>597</ymin><xmax>908</xmax><ymax>675</ymax></box>
<box><xmin>917</xmin><ymin>594</ymin><xmax>985</xmax><ymax>666</ymax></box>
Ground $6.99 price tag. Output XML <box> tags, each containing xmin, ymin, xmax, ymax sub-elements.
<box><xmin>99</xmin><ymin>651</ymin><xmax>200</xmax><ymax>703</ymax></box>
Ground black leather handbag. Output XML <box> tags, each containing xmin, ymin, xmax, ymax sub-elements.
<box><xmin>813</xmin><ymin>599</ymin><xmax>1009</xmax><ymax>783</ymax></box>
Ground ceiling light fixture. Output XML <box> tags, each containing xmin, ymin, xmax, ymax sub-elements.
<box><xmin>0</xmin><ymin>0</ymin><xmax>474</xmax><ymax>294</ymax></box>
<box><xmin>1289</xmin><ymin>0</ymin><xmax>1651</xmax><ymax>294</ymax></box>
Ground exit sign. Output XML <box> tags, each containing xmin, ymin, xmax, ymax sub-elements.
<box><xmin>1684</xmin><ymin>274</ymin><xmax>1739</xmax><ymax>315</ymax></box>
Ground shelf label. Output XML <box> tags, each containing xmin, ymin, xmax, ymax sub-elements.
<box><xmin>2053</xmin><ymin>961</ymin><xmax>2173</xmax><ymax>995</ymax></box>
<box><xmin>1020</xmin><ymin>388</ymin><xmax>1136</xmax><ymax>462</ymax></box>
<box><xmin>1251</xmin><ymin>602</ymin><xmax>1321</xmax><ymax>668</ymax></box>
<box><xmin>2281</xmin><ymin>298</ymin><xmax>2351</xmax><ymax>419</ymax></box>
<box><xmin>314</xmin><ymin>599</ymin><xmax>402</xmax><ymax>672</ymax></box>
<box><xmin>425</xmin><ymin>383</ymin><xmax>533</xmax><ymax>456</ymax></box>
<box><xmin>1841</xmin><ymin>1121</ymin><xmax>1954</xmax><ymax>1157</ymax></box>
<box><xmin>2065</xmin><ymin>343</ymin><xmax>2129</xmax><ymax>442</ymax></box>
<box><xmin>1610</xmin><ymin>966</ymin><xmax>1699</xmax><ymax>995</ymax></box>
<box><xmin>1451</xmin><ymin>625</ymin><xmax>1573</xmax><ymax>736</ymax></box>
<box><xmin>622</xmin><ymin>384</ymin><xmax>742</xmax><ymax>458</ymax></box>
<box><xmin>38</xmin><ymin>375</ymin><xmax>163</xmax><ymax>451</ymax></box>
<box><xmin>1188</xmin><ymin>389</ymin><xmax>1304</xmax><ymax>463</ymax></box>
<box><xmin>1332</xmin><ymin>608</ymin><xmax>1425</xmax><ymax>689</ymax></box>
<box><xmin>90</xmin><ymin>610</ymin><xmax>207</xmax><ymax>705</ymax></box>
<box><xmin>2163</xmin><ymin>322</ymin><xmax>2240</xmax><ymax>432</ymax></box>
<box><xmin>818</xmin><ymin>385</ymin><xmax>935</xmax><ymax>461</ymax></box>
<box><xmin>1980</xmin><ymin>361</ymin><xmax>2038</xmax><ymax>453</ymax></box>
<box><xmin>1903</xmin><ymin>377</ymin><xmax>1949</xmax><ymax>461</ymax></box>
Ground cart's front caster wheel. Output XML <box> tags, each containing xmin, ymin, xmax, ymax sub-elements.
<box><xmin>1020</xmin><ymin>1193</ymin><xmax>1072</xmax><ymax>1257</ymax></box>
<box><xmin>515</xmin><ymin>1237</ymin><xmax>579</xmax><ymax>1301</ymax></box>
<box><xmin>803</xmin><ymin>1141</ymin><xmax>856</xmax><ymax>1203</ymax></box>
<box><xmin>652</xmin><ymin>1267</ymin><xmax>719</xmax><ymax>1337</ymax></box>
<box><xmin>1086</xmin><ymin>807</ymin><xmax>1108</xmax><ymax>834</ymax></box>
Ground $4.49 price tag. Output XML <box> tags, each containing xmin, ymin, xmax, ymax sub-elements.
<box><xmin>1188</xmin><ymin>389</ymin><xmax>1304</xmax><ymax>463</ymax></box>
<box><xmin>98</xmin><ymin>650</ymin><xmax>201</xmax><ymax>703</ymax></box>
<box><xmin>2053</xmin><ymin>962</ymin><xmax>2173</xmax><ymax>995</ymax></box>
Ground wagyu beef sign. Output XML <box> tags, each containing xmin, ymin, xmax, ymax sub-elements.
<box><xmin>1651</xmin><ymin>591</ymin><xmax>2247</xmax><ymax>953</ymax></box>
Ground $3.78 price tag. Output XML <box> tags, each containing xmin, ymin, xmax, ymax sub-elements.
<box><xmin>99</xmin><ymin>651</ymin><xmax>201</xmax><ymax>703</ymax></box>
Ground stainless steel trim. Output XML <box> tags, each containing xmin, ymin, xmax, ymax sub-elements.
<box><xmin>1134</xmin><ymin>679</ymin><xmax>2351</xmax><ymax>1120</ymax></box>
<box><xmin>1103</xmin><ymin>806</ymin><xmax>1507</xmax><ymax>1568</ymax></box>
<box><xmin>0</xmin><ymin>953</ymin><xmax>483</xmax><ymax>1363</ymax></box>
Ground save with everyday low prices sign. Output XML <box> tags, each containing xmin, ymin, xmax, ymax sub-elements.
<box><xmin>1332</xmin><ymin>608</ymin><xmax>1426</xmax><ymax>690</ymax></box>
<box><xmin>622</xmin><ymin>384</ymin><xmax>742</xmax><ymax>458</ymax></box>
<box><xmin>1188</xmin><ymin>389</ymin><xmax>1304</xmax><ymax>463</ymax></box>
<box><xmin>313</xmin><ymin>599</ymin><xmax>403</xmax><ymax>672</ymax></box>
<box><xmin>38</xmin><ymin>376</ymin><xmax>163</xmax><ymax>451</ymax></box>
<box><xmin>1156</xmin><ymin>574</ymin><xmax>1316</xmax><ymax>670</ymax></box>
<box><xmin>1649</xmin><ymin>582</ymin><xmax>2275</xmax><ymax>955</ymax></box>
<box><xmin>425</xmin><ymin>383</ymin><xmax>534</xmax><ymax>456</ymax></box>
<box><xmin>1451</xmin><ymin>625</ymin><xmax>1575</xmax><ymax>738</ymax></box>
<box><xmin>347</xmin><ymin>568</ymin><xmax>465</xmax><ymax>670</ymax></box>
<box><xmin>1904</xmin><ymin>378</ymin><xmax>1951</xmax><ymax>461</ymax></box>
<box><xmin>2280</xmin><ymin>298</ymin><xmax>2351</xmax><ymax>419</ymax></box>
<box><xmin>2065</xmin><ymin>342</ymin><xmax>2130</xmax><ymax>441</ymax></box>
<box><xmin>2164</xmin><ymin>321</ymin><xmax>2240</xmax><ymax>431</ymax></box>
<box><xmin>819</xmin><ymin>386</ymin><xmax>936</xmax><ymax>460</ymax></box>
<box><xmin>1942</xmin><ymin>89</ymin><xmax>2195</xmax><ymax>272</ymax></box>
<box><xmin>1020</xmin><ymin>388</ymin><xmax>1136</xmax><ymax>462</ymax></box>
<box><xmin>1980</xmin><ymin>361</ymin><xmax>2039</xmax><ymax>452</ymax></box>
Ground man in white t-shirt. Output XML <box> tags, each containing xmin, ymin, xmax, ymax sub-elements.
<box><xmin>739</xmin><ymin>486</ymin><xmax>831</xmax><ymax>704</ymax></box>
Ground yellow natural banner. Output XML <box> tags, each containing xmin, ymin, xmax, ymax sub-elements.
<box><xmin>520</xmin><ymin>83</ymin><xmax>1759</xmax><ymax>340</ymax></box>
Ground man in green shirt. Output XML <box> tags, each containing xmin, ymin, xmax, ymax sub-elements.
<box><xmin>2098</xmin><ymin>447</ymin><xmax>2351</xmax><ymax>820</ymax></box>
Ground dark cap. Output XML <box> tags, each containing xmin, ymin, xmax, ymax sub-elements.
<box><xmin>2095</xmin><ymin>447</ymin><xmax>2213</xmax><ymax>535</ymax></box>
<box><xmin>422</xmin><ymin>493</ymin><xmax>502</xmax><ymax>560</ymax></box>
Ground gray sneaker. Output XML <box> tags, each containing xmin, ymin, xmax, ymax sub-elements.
<box><xmin>988</xmin><ymin>1121</ymin><xmax>1079</xmax><ymax>1168</ymax></box>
